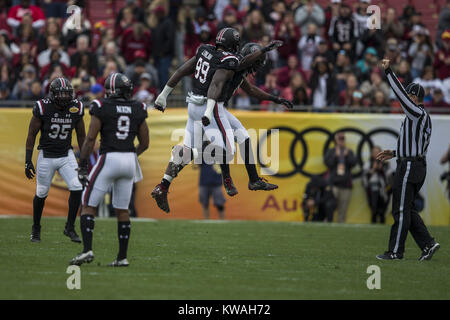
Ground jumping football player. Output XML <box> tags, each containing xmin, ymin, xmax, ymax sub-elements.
<box><xmin>25</xmin><ymin>77</ymin><xmax>86</xmax><ymax>243</ymax></box>
<box><xmin>70</xmin><ymin>73</ymin><xmax>149</xmax><ymax>267</ymax></box>
<box><xmin>151</xmin><ymin>28</ymin><xmax>287</xmax><ymax>213</ymax></box>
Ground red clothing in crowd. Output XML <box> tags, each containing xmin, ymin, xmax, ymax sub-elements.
<box><xmin>7</xmin><ymin>4</ymin><xmax>45</xmax><ymax>29</ymax></box>
<box><xmin>433</xmin><ymin>48</ymin><xmax>450</xmax><ymax>80</ymax></box>
<box><xmin>276</xmin><ymin>66</ymin><xmax>307</xmax><ymax>88</ymax></box>
<box><xmin>274</xmin><ymin>21</ymin><xmax>301</xmax><ymax>60</ymax></box>
<box><xmin>120</xmin><ymin>27</ymin><xmax>152</xmax><ymax>63</ymax></box>
<box><xmin>184</xmin><ymin>22</ymin><xmax>216</xmax><ymax>59</ymax></box>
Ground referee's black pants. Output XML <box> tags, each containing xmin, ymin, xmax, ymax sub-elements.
<box><xmin>388</xmin><ymin>159</ymin><xmax>434</xmax><ymax>255</ymax></box>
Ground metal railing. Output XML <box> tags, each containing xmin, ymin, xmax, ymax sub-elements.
<box><xmin>1</xmin><ymin>97</ymin><xmax>450</xmax><ymax>114</ymax></box>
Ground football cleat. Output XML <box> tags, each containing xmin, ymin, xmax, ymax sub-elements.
<box><xmin>223</xmin><ymin>177</ymin><xmax>238</xmax><ymax>196</ymax></box>
<box><xmin>376</xmin><ymin>252</ymin><xmax>403</xmax><ymax>260</ymax></box>
<box><xmin>108</xmin><ymin>258</ymin><xmax>130</xmax><ymax>267</ymax></box>
<box><xmin>248</xmin><ymin>177</ymin><xmax>278</xmax><ymax>191</ymax></box>
<box><xmin>151</xmin><ymin>184</ymin><xmax>170</xmax><ymax>213</ymax></box>
<box><xmin>30</xmin><ymin>225</ymin><xmax>41</xmax><ymax>243</ymax></box>
<box><xmin>418</xmin><ymin>242</ymin><xmax>440</xmax><ymax>261</ymax></box>
<box><xmin>64</xmin><ymin>226</ymin><xmax>82</xmax><ymax>243</ymax></box>
<box><xmin>69</xmin><ymin>251</ymin><xmax>94</xmax><ymax>266</ymax></box>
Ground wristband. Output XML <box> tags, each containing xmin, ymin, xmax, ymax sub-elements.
<box><xmin>392</xmin><ymin>150</ymin><xmax>396</xmax><ymax>158</ymax></box>
<box><xmin>160</xmin><ymin>85</ymin><xmax>174</xmax><ymax>99</ymax></box>
<box><xmin>26</xmin><ymin>149</ymin><xmax>33</xmax><ymax>163</ymax></box>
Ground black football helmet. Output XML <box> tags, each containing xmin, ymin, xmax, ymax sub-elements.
<box><xmin>241</xmin><ymin>42</ymin><xmax>266</xmax><ymax>74</ymax></box>
<box><xmin>215</xmin><ymin>27</ymin><xmax>240</xmax><ymax>54</ymax></box>
<box><xmin>49</xmin><ymin>77</ymin><xmax>74</xmax><ymax>107</ymax></box>
<box><xmin>104</xmin><ymin>73</ymin><xmax>133</xmax><ymax>100</ymax></box>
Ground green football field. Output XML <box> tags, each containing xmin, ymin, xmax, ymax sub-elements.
<box><xmin>0</xmin><ymin>216</ymin><xmax>449</xmax><ymax>300</ymax></box>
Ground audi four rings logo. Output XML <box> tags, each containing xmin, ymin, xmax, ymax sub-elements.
<box><xmin>257</xmin><ymin>126</ymin><xmax>399</xmax><ymax>178</ymax></box>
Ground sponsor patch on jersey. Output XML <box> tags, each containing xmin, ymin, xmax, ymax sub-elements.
<box><xmin>69</xmin><ymin>107</ymin><xmax>79</xmax><ymax>113</ymax></box>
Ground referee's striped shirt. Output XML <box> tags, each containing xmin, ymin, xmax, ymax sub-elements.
<box><xmin>385</xmin><ymin>68</ymin><xmax>432</xmax><ymax>158</ymax></box>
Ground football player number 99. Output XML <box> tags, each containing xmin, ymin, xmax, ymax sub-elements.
<box><xmin>195</xmin><ymin>57</ymin><xmax>210</xmax><ymax>84</ymax></box>
<box><xmin>116</xmin><ymin>115</ymin><xmax>130</xmax><ymax>140</ymax></box>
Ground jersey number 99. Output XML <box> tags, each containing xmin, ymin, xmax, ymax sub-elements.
<box><xmin>195</xmin><ymin>57</ymin><xmax>210</xmax><ymax>84</ymax></box>
<box><xmin>116</xmin><ymin>115</ymin><xmax>130</xmax><ymax>140</ymax></box>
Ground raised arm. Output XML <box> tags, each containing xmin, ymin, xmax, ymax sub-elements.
<box><xmin>382</xmin><ymin>59</ymin><xmax>423</xmax><ymax>119</ymax></box>
<box><xmin>237</xmin><ymin>40</ymin><xmax>283</xmax><ymax>72</ymax></box>
<box><xmin>154</xmin><ymin>57</ymin><xmax>197</xmax><ymax>112</ymax></box>
<box><xmin>202</xmin><ymin>68</ymin><xmax>235</xmax><ymax>126</ymax></box>
<box><xmin>241</xmin><ymin>78</ymin><xmax>293</xmax><ymax>109</ymax></box>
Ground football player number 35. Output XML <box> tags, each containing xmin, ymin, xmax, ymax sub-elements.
<box><xmin>48</xmin><ymin>124</ymin><xmax>71</xmax><ymax>139</ymax></box>
<box><xmin>116</xmin><ymin>115</ymin><xmax>130</xmax><ymax>140</ymax></box>
<box><xmin>195</xmin><ymin>57</ymin><xmax>210</xmax><ymax>84</ymax></box>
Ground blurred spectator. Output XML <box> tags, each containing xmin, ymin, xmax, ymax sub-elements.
<box><xmin>328</xmin><ymin>3</ymin><xmax>358</xmax><ymax>57</ymax></box>
<box><xmin>350</xmin><ymin>90</ymin><xmax>364</xmax><ymax>108</ymax></box>
<box><xmin>302</xmin><ymin>174</ymin><xmax>336</xmax><ymax>222</ymax></box>
<box><xmin>242</xmin><ymin>9</ymin><xmax>272</xmax><ymax>44</ymax></box>
<box><xmin>259</xmin><ymin>71</ymin><xmax>281</xmax><ymax>104</ymax></box>
<box><xmin>413</xmin><ymin>66</ymin><xmax>443</xmax><ymax>102</ymax></box>
<box><xmin>36</xmin><ymin>18</ymin><xmax>61</xmax><ymax>53</ymax></box>
<box><xmin>309</xmin><ymin>56</ymin><xmax>338</xmax><ymax>109</ymax></box>
<box><xmin>297</xmin><ymin>23</ymin><xmax>321</xmax><ymax>72</ymax></box>
<box><xmin>0</xmin><ymin>63</ymin><xmax>14</xmax><ymax>90</ymax></box>
<box><xmin>132</xmin><ymin>72</ymin><xmax>157</xmax><ymax>105</ymax></box>
<box><xmin>0</xmin><ymin>81</ymin><xmax>12</xmax><ymax>100</ymax></box>
<box><xmin>198</xmin><ymin>163</ymin><xmax>226</xmax><ymax>220</ymax></box>
<box><xmin>281</xmin><ymin>71</ymin><xmax>307</xmax><ymax>101</ymax></box>
<box><xmin>233</xmin><ymin>88</ymin><xmax>251</xmax><ymax>110</ymax></box>
<box><xmin>89</xmin><ymin>83</ymin><xmax>104</xmax><ymax>101</ymax></box>
<box><xmin>292</xmin><ymin>86</ymin><xmax>309</xmax><ymax>105</ymax></box>
<box><xmin>372</xmin><ymin>89</ymin><xmax>389</xmax><ymax>110</ymax></box>
<box><xmin>393</xmin><ymin>59</ymin><xmax>413</xmax><ymax>87</ymax></box>
<box><xmin>384</xmin><ymin>38</ymin><xmax>402</xmax><ymax>67</ymax></box>
<box><xmin>408</xmin><ymin>25</ymin><xmax>434</xmax><ymax>79</ymax></box>
<box><xmin>437</xmin><ymin>0</ymin><xmax>450</xmax><ymax>48</ymax></box>
<box><xmin>356</xmin><ymin>47</ymin><xmax>377</xmax><ymax>82</ymax></box>
<box><xmin>276</xmin><ymin>54</ymin><xmax>306</xmax><ymax>88</ymax></box>
<box><xmin>274</xmin><ymin>10</ymin><xmax>300</xmax><ymax>64</ymax></box>
<box><xmin>324</xmin><ymin>132</ymin><xmax>357</xmax><ymax>223</ymax></box>
<box><xmin>218</xmin><ymin>5</ymin><xmax>240</xmax><ymax>30</ymax></box>
<box><xmin>150</xmin><ymin>5</ymin><xmax>174</xmax><ymax>91</ymax></box>
<box><xmin>28</xmin><ymin>79</ymin><xmax>43</xmax><ymax>100</ymax></box>
<box><xmin>97</xmin><ymin>41</ymin><xmax>127</xmax><ymax>74</ymax></box>
<box><xmin>73</xmin><ymin>73</ymin><xmax>95</xmax><ymax>102</ymax></box>
<box><xmin>42</xmin><ymin>0</ymin><xmax>67</xmax><ymax>19</ymax></box>
<box><xmin>335</xmin><ymin>49</ymin><xmax>360</xmax><ymax>92</ymax></box>
<box><xmin>313</xmin><ymin>38</ymin><xmax>335</xmax><ymax>63</ymax></box>
<box><xmin>0</xmin><ymin>30</ymin><xmax>13</xmax><ymax>64</ymax></box>
<box><xmin>434</xmin><ymin>30</ymin><xmax>450</xmax><ymax>80</ymax></box>
<box><xmin>7</xmin><ymin>0</ymin><xmax>45</xmax><ymax>30</ymax></box>
<box><xmin>362</xmin><ymin>146</ymin><xmax>392</xmax><ymax>224</ymax></box>
<box><xmin>37</xmin><ymin>36</ymin><xmax>70</xmax><ymax>68</ymax></box>
<box><xmin>382</xmin><ymin>8</ymin><xmax>404</xmax><ymax>40</ymax></box>
<box><xmin>120</xmin><ymin>23</ymin><xmax>151</xmax><ymax>64</ymax></box>
<box><xmin>115</xmin><ymin>6</ymin><xmax>135</xmax><ymax>38</ymax></box>
<box><xmin>294</xmin><ymin>0</ymin><xmax>325</xmax><ymax>35</ymax></box>
<box><xmin>425</xmin><ymin>88</ymin><xmax>450</xmax><ymax>112</ymax></box>
<box><xmin>11</xmin><ymin>63</ymin><xmax>36</xmax><ymax>99</ymax></box>
<box><xmin>256</xmin><ymin>34</ymin><xmax>278</xmax><ymax>85</ymax></box>
<box><xmin>353</xmin><ymin>0</ymin><xmax>370</xmax><ymax>37</ymax></box>
<box><xmin>360</xmin><ymin>69</ymin><xmax>390</xmax><ymax>102</ymax></box>
<box><xmin>0</xmin><ymin>0</ymin><xmax>11</xmax><ymax>37</ymax></box>
<box><xmin>70</xmin><ymin>34</ymin><xmax>98</xmax><ymax>76</ymax></box>
<box><xmin>115</xmin><ymin>0</ymin><xmax>145</xmax><ymax>31</ymax></box>
<box><xmin>184</xmin><ymin>6</ymin><xmax>216</xmax><ymax>60</ymax></box>
<box><xmin>359</xmin><ymin>28</ymin><xmax>384</xmax><ymax>60</ymax></box>
<box><xmin>215</xmin><ymin>0</ymin><xmax>247</xmax><ymax>23</ymax></box>
<box><xmin>98</xmin><ymin>59</ymin><xmax>119</xmax><ymax>85</ymax></box>
<box><xmin>125</xmin><ymin>54</ymin><xmax>159</xmax><ymax>88</ymax></box>
<box><xmin>268</xmin><ymin>1</ymin><xmax>287</xmax><ymax>24</ymax></box>
<box><xmin>339</xmin><ymin>73</ymin><xmax>359</xmax><ymax>106</ymax></box>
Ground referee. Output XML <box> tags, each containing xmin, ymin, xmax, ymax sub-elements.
<box><xmin>375</xmin><ymin>59</ymin><xmax>440</xmax><ymax>261</ymax></box>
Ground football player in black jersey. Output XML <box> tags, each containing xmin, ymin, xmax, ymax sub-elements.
<box><xmin>25</xmin><ymin>77</ymin><xmax>86</xmax><ymax>243</ymax></box>
<box><xmin>70</xmin><ymin>73</ymin><xmax>149</xmax><ymax>267</ymax></box>
<box><xmin>150</xmin><ymin>28</ymin><xmax>286</xmax><ymax>213</ymax></box>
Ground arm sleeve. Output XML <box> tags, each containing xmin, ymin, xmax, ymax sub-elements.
<box><xmin>385</xmin><ymin>67</ymin><xmax>423</xmax><ymax>119</ymax></box>
<box><xmin>32</xmin><ymin>101</ymin><xmax>44</xmax><ymax>118</ymax></box>
<box><xmin>324</xmin><ymin>149</ymin><xmax>337</xmax><ymax>168</ymax></box>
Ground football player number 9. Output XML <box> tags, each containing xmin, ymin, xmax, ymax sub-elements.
<box><xmin>116</xmin><ymin>115</ymin><xmax>130</xmax><ymax>140</ymax></box>
<box><xmin>195</xmin><ymin>57</ymin><xmax>210</xmax><ymax>84</ymax></box>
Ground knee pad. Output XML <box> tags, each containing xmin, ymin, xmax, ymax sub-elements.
<box><xmin>170</xmin><ymin>145</ymin><xmax>197</xmax><ymax>165</ymax></box>
<box><xmin>36</xmin><ymin>184</ymin><xmax>50</xmax><ymax>198</ymax></box>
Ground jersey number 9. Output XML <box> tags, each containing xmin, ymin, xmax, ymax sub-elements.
<box><xmin>195</xmin><ymin>57</ymin><xmax>210</xmax><ymax>84</ymax></box>
<box><xmin>116</xmin><ymin>115</ymin><xmax>130</xmax><ymax>140</ymax></box>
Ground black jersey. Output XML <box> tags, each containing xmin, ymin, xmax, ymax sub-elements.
<box><xmin>33</xmin><ymin>98</ymin><xmax>84</xmax><ymax>158</ymax></box>
<box><xmin>219</xmin><ymin>53</ymin><xmax>247</xmax><ymax>106</ymax></box>
<box><xmin>192</xmin><ymin>44</ymin><xmax>239</xmax><ymax>97</ymax></box>
<box><xmin>89</xmin><ymin>98</ymin><xmax>147</xmax><ymax>155</ymax></box>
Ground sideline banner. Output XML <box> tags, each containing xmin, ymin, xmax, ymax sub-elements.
<box><xmin>0</xmin><ymin>108</ymin><xmax>449</xmax><ymax>225</ymax></box>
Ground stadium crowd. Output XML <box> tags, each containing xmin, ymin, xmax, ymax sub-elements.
<box><xmin>1</xmin><ymin>0</ymin><xmax>450</xmax><ymax>113</ymax></box>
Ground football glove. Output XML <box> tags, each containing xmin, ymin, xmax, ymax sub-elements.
<box><xmin>77</xmin><ymin>161</ymin><xmax>89</xmax><ymax>188</ymax></box>
<box><xmin>154</xmin><ymin>94</ymin><xmax>166</xmax><ymax>112</ymax></box>
<box><xmin>25</xmin><ymin>161</ymin><xmax>36</xmax><ymax>179</ymax></box>
<box><xmin>274</xmin><ymin>96</ymin><xmax>293</xmax><ymax>109</ymax></box>
<box><xmin>262</xmin><ymin>40</ymin><xmax>283</xmax><ymax>53</ymax></box>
